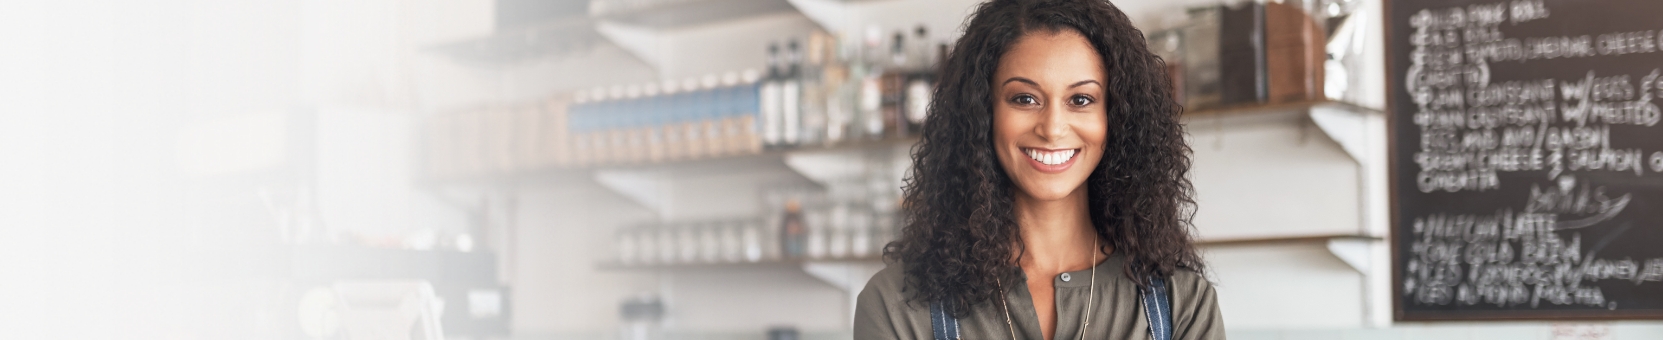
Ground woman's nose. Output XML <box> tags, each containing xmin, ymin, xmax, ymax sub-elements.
<box><xmin>1034</xmin><ymin>100</ymin><xmax>1070</xmax><ymax>140</ymax></box>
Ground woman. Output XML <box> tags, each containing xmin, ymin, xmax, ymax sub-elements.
<box><xmin>853</xmin><ymin>0</ymin><xmax>1223</xmax><ymax>339</ymax></box>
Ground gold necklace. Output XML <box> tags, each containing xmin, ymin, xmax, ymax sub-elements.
<box><xmin>996</xmin><ymin>237</ymin><xmax>1097</xmax><ymax>339</ymax></box>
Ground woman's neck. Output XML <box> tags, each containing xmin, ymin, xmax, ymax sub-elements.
<box><xmin>1012</xmin><ymin>186</ymin><xmax>1104</xmax><ymax>274</ymax></box>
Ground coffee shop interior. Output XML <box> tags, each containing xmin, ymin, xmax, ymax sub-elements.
<box><xmin>8</xmin><ymin>0</ymin><xmax>1663</xmax><ymax>339</ymax></box>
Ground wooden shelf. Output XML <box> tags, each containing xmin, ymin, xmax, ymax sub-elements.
<box><xmin>591</xmin><ymin>0</ymin><xmax>798</xmax><ymax>29</ymax></box>
<box><xmin>419</xmin><ymin>136</ymin><xmax>917</xmax><ymax>188</ymax></box>
<box><xmin>1184</xmin><ymin>99</ymin><xmax>1378</xmax><ymax>118</ymax></box>
<box><xmin>1197</xmin><ymin>233</ymin><xmax>1381</xmax><ymax>247</ymax></box>
<box><xmin>595</xmin><ymin>233</ymin><xmax>1385</xmax><ymax>272</ymax></box>
<box><xmin>596</xmin><ymin>256</ymin><xmax>884</xmax><ymax>271</ymax></box>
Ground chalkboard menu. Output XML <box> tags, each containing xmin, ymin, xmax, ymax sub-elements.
<box><xmin>1388</xmin><ymin>0</ymin><xmax>1663</xmax><ymax>320</ymax></box>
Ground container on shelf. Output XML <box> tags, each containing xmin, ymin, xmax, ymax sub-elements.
<box><xmin>804</xmin><ymin>204</ymin><xmax>827</xmax><ymax>259</ymax></box>
<box><xmin>742</xmin><ymin>220</ymin><xmax>764</xmax><ymax>262</ymax></box>
<box><xmin>720</xmin><ymin>221</ymin><xmax>743</xmax><ymax>263</ymax></box>
<box><xmin>846</xmin><ymin>203</ymin><xmax>872</xmax><ymax>258</ymax></box>
<box><xmin>677</xmin><ymin>224</ymin><xmax>699</xmax><ymax>263</ymax></box>
<box><xmin>698</xmin><ymin>222</ymin><xmax>721</xmax><ymax>263</ymax></box>
<box><xmin>656</xmin><ymin>227</ymin><xmax>677</xmax><ymax>264</ymax></box>
<box><xmin>637</xmin><ymin>226</ymin><xmax>657</xmax><ymax>265</ymax></box>
<box><xmin>617</xmin><ymin>228</ymin><xmax>639</xmax><ymax>265</ymax></box>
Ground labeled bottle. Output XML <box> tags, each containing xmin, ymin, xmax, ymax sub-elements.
<box><xmin>779</xmin><ymin>199</ymin><xmax>804</xmax><ymax>258</ymax></box>
<box><xmin>882</xmin><ymin>31</ymin><xmax>910</xmax><ymax>138</ymax></box>
<box><xmin>782</xmin><ymin>39</ymin><xmax>803</xmax><ymax>147</ymax></box>
<box><xmin>858</xmin><ymin>26</ymin><xmax>886</xmax><ymax>140</ymax></box>
<box><xmin>823</xmin><ymin>35</ymin><xmax>854</xmax><ymax>145</ymax></box>
<box><xmin>742</xmin><ymin>220</ymin><xmax>763</xmax><ymax>262</ymax></box>
<box><xmin>799</xmin><ymin>32</ymin><xmax>832</xmax><ymax>147</ymax></box>
<box><xmin>904</xmin><ymin>26</ymin><xmax>936</xmax><ymax>131</ymax></box>
<box><xmin>761</xmin><ymin>43</ymin><xmax>784</xmax><ymax>147</ymax></box>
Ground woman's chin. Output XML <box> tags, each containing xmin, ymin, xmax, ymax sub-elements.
<box><xmin>1014</xmin><ymin>181</ymin><xmax>1085</xmax><ymax>202</ymax></box>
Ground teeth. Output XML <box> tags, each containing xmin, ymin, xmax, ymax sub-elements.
<box><xmin>1025</xmin><ymin>148</ymin><xmax>1076</xmax><ymax>166</ymax></box>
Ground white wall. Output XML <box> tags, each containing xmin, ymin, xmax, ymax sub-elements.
<box><xmin>1205</xmin><ymin>244</ymin><xmax>1366</xmax><ymax>329</ymax></box>
<box><xmin>316</xmin><ymin>107</ymin><xmax>469</xmax><ymax>237</ymax></box>
<box><xmin>1189</xmin><ymin>114</ymin><xmax>1363</xmax><ymax>240</ymax></box>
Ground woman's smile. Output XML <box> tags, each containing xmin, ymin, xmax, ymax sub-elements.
<box><xmin>1021</xmin><ymin>147</ymin><xmax>1080</xmax><ymax>173</ymax></box>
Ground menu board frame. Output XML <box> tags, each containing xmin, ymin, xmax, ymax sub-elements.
<box><xmin>1386</xmin><ymin>0</ymin><xmax>1663</xmax><ymax>321</ymax></box>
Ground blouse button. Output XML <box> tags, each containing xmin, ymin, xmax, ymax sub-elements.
<box><xmin>1060</xmin><ymin>273</ymin><xmax>1072</xmax><ymax>282</ymax></box>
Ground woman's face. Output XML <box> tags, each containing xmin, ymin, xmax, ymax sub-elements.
<box><xmin>991</xmin><ymin>29</ymin><xmax>1109</xmax><ymax>202</ymax></box>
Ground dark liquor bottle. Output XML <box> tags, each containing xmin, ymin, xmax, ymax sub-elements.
<box><xmin>782</xmin><ymin>39</ymin><xmax>803</xmax><ymax>146</ymax></box>
<box><xmin>761</xmin><ymin>43</ymin><xmax>783</xmax><ymax>147</ymax></box>
<box><xmin>880</xmin><ymin>31</ymin><xmax>907</xmax><ymax>138</ymax></box>
<box><xmin>902</xmin><ymin>25</ymin><xmax>936</xmax><ymax>133</ymax></box>
<box><xmin>779</xmin><ymin>199</ymin><xmax>804</xmax><ymax>258</ymax></box>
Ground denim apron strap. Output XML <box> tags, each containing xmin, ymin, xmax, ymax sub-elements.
<box><xmin>1142</xmin><ymin>277</ymin><xmax>1173</xmax><ymax>340</ymax></box>
<box><xmin>929</xmin><ymin>300</ymin><xmax>960</xmax><ymax>340</ymax></box>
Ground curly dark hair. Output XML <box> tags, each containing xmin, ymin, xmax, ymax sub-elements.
<box><xmin>883</xmin><ymin>0</ymin><xmax>1204</xmax><ymax>316</ymax></box>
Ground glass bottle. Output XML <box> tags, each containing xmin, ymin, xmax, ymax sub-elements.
<box><xmin>880</xmin><ymin>31</ymin><xmax>908</xmax><ymax>138</ymax></box>
<box><xmin>824</xmin><ymin>36</ymin><xmax>856</xmax><ymax>145</ymax></box>
<box><xmin>799</xmin><ymin>32</ymin><xmax>831</xmax><ymax>146</ymax></box>
<box><xmin>782</xmin><ymin>39</ymin><xmax>804</xmax><ymax>147</ymax></box>
<box><xmin>742</xmin><ymin>220</ymin><xmax>763</xmax><ymax>262</ymax></box>
<box><xmin>761</xmin><ymin>43</ymin><xmax>783</xmax><ymax>147</ymax></box>
<box><xmin>779</xmin><ymin>199</ymin><xmax>805</xmax><ymax>259</ymax></box>
<box><xmin>903</xmin><ymin>25</ymin><xmax>936</xmax><ymax>132</ymax></box>
<box><xmin>858</xmin><ymin>25</ymin><xmax>886</xmax><ymax>140</ymax></box>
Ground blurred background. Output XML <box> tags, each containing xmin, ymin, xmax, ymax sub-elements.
<box><xmin>1</xmin><ymin>0</ymin><xmax>1658</xmax><ymax>339</ymax></box>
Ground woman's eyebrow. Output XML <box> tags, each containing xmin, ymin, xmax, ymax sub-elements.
<box><xmin>1000</xmin><ymin>77</ymin><xmax>1100</xmax><ymax>89</ymax></box>
<box><xmin>1001</xmin><ymin>77</ymin><xmax>1039</xmax><ymax>87</ymax></box>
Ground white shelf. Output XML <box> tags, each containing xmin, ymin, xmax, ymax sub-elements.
<box><xmin>1198</xmin><ymin>233</ymin><xmax>1383</xmax><ymax>273</ymax></box>
<box><xmin>421</xmin><ymin>137</ymin><xmax>916</xmax><ymax>219</ymax></box>
<box><xmin>590</xmin><ymin>0</ymin><xmax>799</xmax><ymax>29</ymax></box>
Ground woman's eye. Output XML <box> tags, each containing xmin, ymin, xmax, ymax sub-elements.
<box><xmin>1069</xmin><ymin>95</ymin><xmax>1094</xmax><ymax>107</ymax></box>
<box><xmin>1011</xmin><ymin>94</ymin><xmax>1038</xmax><ymax>106</ymax></box>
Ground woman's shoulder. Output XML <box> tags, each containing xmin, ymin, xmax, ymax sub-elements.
<box><xmin>1165</xmin><ymin>267</ymin><xmax>1226</xmax><ymax>338</ymax></box>
<box><xmin>854</xmin><ymin>262</ymin><xmax>931</xmax><ymax>337</ymax></box>
<box><xmin>1165</xmin><ymin>267</ymin><xmax>1216</xmax><ymax>294</ymax></box>
<box><xmin>857</xmin><ymin>262</ymin><xmax>928</xmax><ymax>314</ymax></box>
<box><xmin>861</xmin><ymin>263</ymin><xmax>909</xmax><ymax>299</ymax></box>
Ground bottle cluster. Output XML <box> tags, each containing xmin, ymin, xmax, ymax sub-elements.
<box><xmin>565</xmin><ymin>26</ymin><xmax>949</xmax><ymax>167</ymax></box>
<box><xmin>615</xmin><ymin>218</ymin><xmax>770</xmax><ymax>265</ymax></box>
<box><xmin>766</xmin><ymin>27</ymin><xmax>945</xmax><ymax>149</ymax></box>
<box><xmin>420</xmin><ymin>25</ymin><xmax>950</xmax><ymax>178</ymax></box>
<box><xmin>568</xmin><ymin>72</ymin><xmax>765</xmax><ymax>164</ymax></box>
<box><xmin>611</xmin><ymin>158</ymin><xmax>906</xmax><ymax>266</ymax></box>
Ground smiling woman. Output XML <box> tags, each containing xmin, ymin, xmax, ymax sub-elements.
<box><xmin>853</xmin><ymin>0</ymin><xmax>1223</xmax><ymax>339</ymax></box>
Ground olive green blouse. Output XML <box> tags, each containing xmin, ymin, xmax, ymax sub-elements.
<box><xmin>853</xmin><ymin>252</ymin><xmax>1225</xmax><ymax>339</ymax></box>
